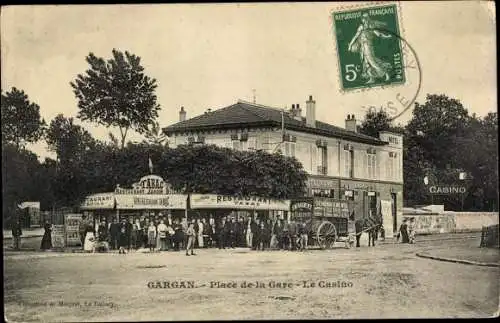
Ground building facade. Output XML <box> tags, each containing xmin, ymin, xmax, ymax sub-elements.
<box><xmin>163</xmin><ymin>96</ymin><xmax>403</xmax><ymax>236</ymax></box>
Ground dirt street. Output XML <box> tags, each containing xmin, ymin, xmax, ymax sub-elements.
<box><xmin>3</xmin><ymin>233</ymin><xmax>499</xmax><ymax>321</ymax></box>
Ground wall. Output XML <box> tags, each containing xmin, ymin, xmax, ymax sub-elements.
<box><xmin>404</xmin><ymin>212</ymin><xmax>499</xmax><ymax>234</ymax></box>
<box><xmin>450</xmin><ymin>212</ymin><xmax>499</xmax><ymax>232</ymax></box>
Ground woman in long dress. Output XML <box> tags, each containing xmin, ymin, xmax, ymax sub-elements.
<box><xmin>83</xmin><ymin>223</ymin><xmax>95</xmax><ymax>252</ymax></box>
<box><xmin>398</xmin><ymin>219</ymin><xmax>410</xmax><ymax>243</ymax></box>
<box><xmin>40</xmin><ymin>221</ymin><xmax>53</xmax><ymax>250</ymax></box>
<box><xmin>348</xmin><ymin>13</ymin><xmax>393</xmax><ymax>84</ymax></box>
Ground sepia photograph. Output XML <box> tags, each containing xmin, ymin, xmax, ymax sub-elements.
<box><xmin>2</xmin><ymin>1</ymin><xmax>498</xmax><ymax>321</ymax></box>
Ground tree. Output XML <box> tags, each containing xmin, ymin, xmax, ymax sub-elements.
<box><xmin>45</xmin><ymin>114</ymin><xmax>97</xmax><ymax>164</ymax></box>
<box><xmin>405</xmin><ymin>94</ymin><xmax>470</xmax><ymax>169</ymax></box>
<box><xmin>70</xmin><ymin>49</ymin><xmax>161</xmax><ymax>149</ymax></box>
<box><xmin>2</xmin><ymin>143</ymin><xmax>44</xmax><ymax>226</ymax></box>
<box><xmin>157</xmin><ymin>144</ymin><xmax>308</xmax><ymax>198</ymax></box>
<box><xmin>402</xmin><ymin>94</ymin><xmax>497</xmax><ymax>211</ymax></box>
<box><xmin>453</xmin><ymin>112</ymin><xmax>498</xmax><ymax>210</ymax></box>
<box><xmin>1</xmin><ymin>87</ymin><xmax>46</xmax><ymax>148</ymax></box>
<box><xmin>63</xmin><ymin>143</ymin><xmax>308</xmax><ymax>208</ymax></box>
<box><xmin>358</xmin><ymin>108</ymin><xmax>404</xmax><ymax>138</ymax></box>
<box><xmin>143</xmin><ymin>121</ymin><xmax>168</xmax><ymax>146</ymax></box>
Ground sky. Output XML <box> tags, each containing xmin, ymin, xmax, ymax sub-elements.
<box><xmin>1</xmin><ymin>2</ymin><xmax>497</xmax><ymax>160</ymax></box>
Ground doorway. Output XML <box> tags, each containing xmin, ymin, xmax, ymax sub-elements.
<box><xmin>391</xmin><ymin>193</ymin><xmax>397</xmax><ymax>233</ymax></box>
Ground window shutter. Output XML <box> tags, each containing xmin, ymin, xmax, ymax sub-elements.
<box><xmin>311</xmin><ymin>144</ymin><xmax>317</xmax><ymax>174</ymax></box>
<box><xmin>363</xmin><ymin>153</ymin><xmax>368</xmax><ymax>179</ymax></box>
<box><xmin>328</xmin><ymin>147</ymin><xmax>336</xmax><ymax>176</ymax></box>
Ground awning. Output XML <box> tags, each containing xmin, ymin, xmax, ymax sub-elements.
<box><xmin>115</xmin><ymin>194</ymin><xmax>187</xmax><ymax>210</ymax></box>
<box><xmin>190</xmin><ymin>194</ymin><xmax>290</xmax><ymax>211</ymax></box>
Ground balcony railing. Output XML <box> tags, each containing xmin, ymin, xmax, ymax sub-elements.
<box><xmin>317</xmin><ymin>165</ymin><xmax>328</xmax><ymax>175</ymax></box>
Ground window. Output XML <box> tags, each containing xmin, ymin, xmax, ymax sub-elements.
<box><xmin>317</xmin><ymin>147</ymin><xmax>327</xmax><ymax>175</ymax></box>
<box><xmin>232</xmin><ymin>140</ymin><xmax>241</xmax><ymax>150</ymax></box>
<box><xmin>366</xmin><ymin>153</ymin><xmax>377</xmax><ymax>179</ymax></box>
<box><xmin>249</xmin><ymin>137</ymin><xmax>258</xmax><ymax>151</ymax></box>
<box><xmin>387</xmin><ymin>152</ymin><xmax>398</xmax><ymax>181</ymax></box>
<box><xmin>260</xmin><ymin>133</ymin><xmax>271</xmax><ymax>151</ymax></box>
<box><xmin>241</xmin><ymin>140</ymin><xmax>248</xmax><ymax>151</ymax></box>
<box><xmin>394</xmin><ymin>153</ymin><xmax>401</xmax><ymax>181</ymax></box>
<box><xmin>284</xmin><ymin>142</ymin><xmax>295</xmax><ymax>157</ymax></box>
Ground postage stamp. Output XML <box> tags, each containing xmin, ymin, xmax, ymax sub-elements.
<box><xmin>332</xmin><ymin>3</ymin><xmax>405</xmax><ymax>91</ymax></box>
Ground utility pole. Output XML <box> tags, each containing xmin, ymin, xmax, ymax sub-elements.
<box><xmin>252</xmin><ymin>89</ymin><xmax>256</xmax><ymax>104</ymax></box>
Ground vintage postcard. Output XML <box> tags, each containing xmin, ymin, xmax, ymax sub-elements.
<box><xmin>2</xmin><ymin>2</ymin><xmax>498</xmax><ymax>321</ymax></box>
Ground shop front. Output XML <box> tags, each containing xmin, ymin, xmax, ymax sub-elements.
<box><xmin>80</xmin><ymin>192</ymin><xmax>116</xmax><ymax>229</ymax></box>
<box><xmin>189</xmin><ymin>194</ymin><xmax>290</xmax><ymax>223</ymax></box>
<box><xmin>79</xmin><ymin>175</ymin><xmax>189</xmax><ymax>228</ymax></box>
<box><xmin>340</xmin><ymin>179</ymin><xmax>403</xmax><ymax>238</ymax></box>
<box><xmin>80</xmin><ymin>175</ymin><xmax>293</xmax><ymax>231</ymax></box>
<box><xmin>307</xmin><ymin>177</ymin><xmax>340</xmax><ymax>198</ymax></box>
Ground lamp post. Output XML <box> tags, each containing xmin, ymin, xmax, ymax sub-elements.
<box><xmin>459</xmin><ymin>172</ymin><xmax>467</xmax><ymax>211</ymax></box>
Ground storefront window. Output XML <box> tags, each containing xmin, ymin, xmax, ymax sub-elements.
<box><xmin>312</xmin><ymin>189</ymin><xmax>335</xmax><ymax>198</ymax></box>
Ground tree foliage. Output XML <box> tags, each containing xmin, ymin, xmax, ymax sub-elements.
<box><xmin>1</xmin><ymin>87</ymin><xmax>46</xmax><ymax>148</ymax></box>
<box><xmin>45</xmin><ymin>114</ymin><xmax>97</xmax><ymax>164</ymax></box>
<box><xmin>1</xmin><ymin>144</ymin><xmax>55</xmax><ymax>225</ymax></box>
<box><xmin>406</xmin><ymin>94</ymin><xmax>470</xmax><ymax>169</ymax></box>
<box><xmin>361</xmin><ymin>94</ymin><xmax>498</xmax><ymax>211</ymax></box>
<box><xmin>76</xmin><ymin>143</ymin><xmax>308</xmax><ymax>201</ymax></box>
<box><xmin>70</xmin><ymin>49</ymin><xmax>161</xmax><ymax>149</ymax></box>
<box><xmin>358</xmin><ymin>108</ymin><xmax>404</xmax><ymax>138</ymax></box>
<box><xmin>143</xmin><ymin>121</ymin><xmax>168</xmax><ymax>147</ymax></box>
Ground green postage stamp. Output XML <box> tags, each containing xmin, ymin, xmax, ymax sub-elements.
<box><xmin>332</xmin><ymin>3</ymin><xmax>405</xmax><ymax>91</ymax></box>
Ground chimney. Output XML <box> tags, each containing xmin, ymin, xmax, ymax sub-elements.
<box><xmin>294</xmin><ymin>103</ymin><xmax>302</xmax><ymax>121</ymax></box>
<box><xmin>289</xmin><ymin>104</ymin><xmax>296</xmax><ymax>118</ymax></box>
<box><xmin>345</xmin><ymin>114</ymin><xmax>357</xmax><ymax>132</ymax></box>
<box><xmin>179</xmin><ymin>106</ymin><xmax>186</xmax><ymax>122</ymax></box>
<box><xmin>306</xmin><ymin>95</ymin><xmax>316</xmax><ymax>127</ymax></box>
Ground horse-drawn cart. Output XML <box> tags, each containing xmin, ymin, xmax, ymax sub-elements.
<box><xmin>290</xmin><ymin>198</ymin><xmax>356</xmax><ymax>249</ymax></box>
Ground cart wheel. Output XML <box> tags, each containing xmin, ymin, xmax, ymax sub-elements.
<box><xmin>316</xmin><ymin>221</ymin><xmax>337</xmax><ymax>249</ymax></box>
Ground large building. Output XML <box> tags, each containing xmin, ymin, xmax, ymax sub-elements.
<box><xmin>162</xmin><ymin>96</ymin><xmax>403</xmax><ymax>236</ymax></box>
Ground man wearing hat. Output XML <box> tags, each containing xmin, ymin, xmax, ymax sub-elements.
<box><xmin>185</xmin><ymin>221</ymin><xmax>196</xmax><ymax>256</ymax></box>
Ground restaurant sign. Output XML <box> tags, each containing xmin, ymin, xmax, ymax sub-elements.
<box><xmin>80</xmin><ymin>193</ymin><xmax>115</xmax><ymax>210</ymax></box>
<box><xmin>115</xmin><ymin>194</ymin><xmax>187</xmax><ymax>209</ymax></box>
<box><xmin>190</xmin><ymin>194</ymin><xmax>291</xmax><ymax>211</ymax></box>
<box><xmin>115</xmin><ymin>174</ymin><xmax>174</xmax><ymax>195</ymax></box>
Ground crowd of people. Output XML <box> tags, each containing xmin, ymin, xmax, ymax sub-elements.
<box><xmin>77</xmin><ymin>213</ymin><xmax>312</xmax><ymax>255</ymax></box>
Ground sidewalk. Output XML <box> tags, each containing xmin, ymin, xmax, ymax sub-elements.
<box><xmin>417</xmin><ymin>245</ymin><xmax>500</xmax><ymax>267</ymax></box>
<box><xmin>3</xmin><ymin>227</ymin><xmax>45</xmax><ymax>239</ymax></box>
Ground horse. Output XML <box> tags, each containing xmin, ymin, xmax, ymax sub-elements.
<box><xmin>365</xmin><ymin>216</ymin><xmax>382</xmax><ymax>247</ymax></box>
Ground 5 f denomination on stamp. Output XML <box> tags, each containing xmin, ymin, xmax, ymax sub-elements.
<box><xmin>332</xmin><ymin>3</ymin><xmax>405</xmax><ymax>91</ymax></box>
